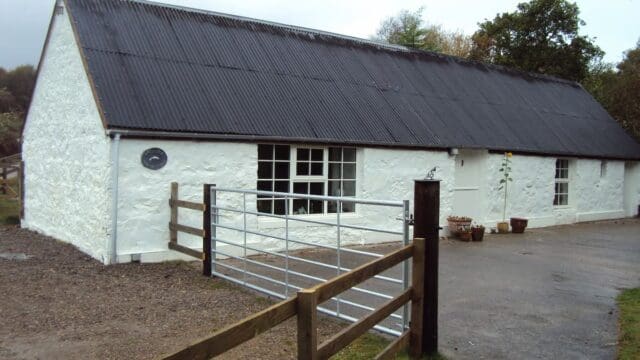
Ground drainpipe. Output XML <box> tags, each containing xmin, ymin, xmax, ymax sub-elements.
<box><xmin>108</xmin><ymin>133</ymin><xmax>121</xmax><ymax>265</ymax></box>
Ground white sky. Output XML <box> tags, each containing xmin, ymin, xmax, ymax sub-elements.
<box><xmin>0</xmin><ymin>0</ymin><xmax>638</xmax><ymax>69</ymax></box>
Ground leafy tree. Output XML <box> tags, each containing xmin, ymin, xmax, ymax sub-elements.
<box><xmin>0</xmin><ymin>65</ymin><xmax>36</xmax><ymax>157</ymax></box>
<box><xmin>606</xmin><ymin>41</ymin><xmax>640</xmax><ymax>141</ymax></box>
<box><xmin>470</xmin><ymin>0</ymin><xmax>603</xmax><ymax>82</ymax></box>
<box><xmin>375</xmin><ymin>8</ymin><xmax>428</xmax><ymax>49</ymax></box>
<box><xmin>374</xmin><ymin>8</ymin><xmax>473</xmax><ymax>58</ymax></box>
<box><xmin>0</xmin><ymin>112</ymin><xmax>22</xmax><ymax>156</ymax></box>
<box><xmin>2</xmin><ymin>65</ymin><xmax>36</xmax><ymax>110</ymax></box>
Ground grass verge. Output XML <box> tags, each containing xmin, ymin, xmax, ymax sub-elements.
<box><xmin>0</xmin><ymin>177</ymin><xmax>20</xmax><ymax>225</ymax></box>
<box><xmin>333</xmin><ymin>332</ymin><xmax>446</xmax><ymax>360</ymax></box>
<box><xmin>618</xmin><ymin>288</ymin><xmax>640</xmax><ymax>360</ymax></box>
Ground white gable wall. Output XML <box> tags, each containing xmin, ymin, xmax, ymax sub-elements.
<box><xmin>21</xmin><ymin>5</ymin><xmax>112</xmax><ymax>262</ymax></box>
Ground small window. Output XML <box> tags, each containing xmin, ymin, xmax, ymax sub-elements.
<box><xmin>600</xmin><ymin>160</ymin><xmax>607</xmax><ymax>178</ymax></box>
<box><xmin>554</xmin><ymin>159</ymin><xmax>569</xmax><ymax>206</ymax></box>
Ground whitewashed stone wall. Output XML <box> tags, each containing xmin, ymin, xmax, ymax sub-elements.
<box><xmin>115</xmin><ymin>141</ymin><xmax>455</xmax><ymax>262</ymax></box>
<box><xmin>22</xmin><ymin>7</ymin><xmax>112</xmax><ymax>262</ymax></box>
<box><xmin>115</xmin><ymin>140</ymin><xmax>256</xmax><ymax>262</ymax></box>
<box><xmin>482</xmin><ymin>153</ymin><xmax>626</xmax><ymax>228</ymax></box>
<box><xmin>116</xmin><ymin>141</ymin><xmax>632</xmax><ymax>262</ymax></box>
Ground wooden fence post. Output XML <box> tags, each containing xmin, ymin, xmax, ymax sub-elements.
<box><xmin>297</xmin><ymin>289</ymin><xmax>318</xmax><ymax>360</ymax></box>
<box><xmin>409</xmin><ymin>237</ymin><xmax>425</xmax><ymax>358</ymax></box>
<box><xmin>203</xmin><ymin>184</ymin><xmax>212</xmax><ymax>277</ymax></box>
<box><xmin>413</xmin><ymin>180</ymin><xmax>440</xmax><ymax>356</ymax></box>
<box><xmin>170</xmin><ymin>182</ymin><xmax>178</xmax><ymax>244</ymax></box>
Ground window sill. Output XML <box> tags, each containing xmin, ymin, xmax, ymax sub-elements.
<box><xmin>553</xmin><ymin>205</ymin><xmax>574</xmax><ymax>210</ymax></box>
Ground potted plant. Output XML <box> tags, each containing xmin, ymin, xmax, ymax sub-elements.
<box><xmin>447</xmin><ymin>215</ymin><xmax>472</xmax><ymax>237</ymax></box>
<box><xmin>458</xmin><ymin>226</ymin><xmax>472</xmax><ymax>242</ymax></box>
<box><xmin>471</xmin><ymin>224</ymin><xmax>485</xmax><ymax>242</ymax></box>
<box><xmin>497</xmin><ymin>152</ymin><xmax>513</xmax><ymax>233</ymax></box>
<box><xmin>510</xmin><ymin>217</ymin><xmax>528</xmax><ymax>233</ymax></box>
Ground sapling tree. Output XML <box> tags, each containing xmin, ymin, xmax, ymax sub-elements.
<box><xmin>498</xmin><ymin>152</ymin><xmax>513</xmax><ymax>222</ymax></box>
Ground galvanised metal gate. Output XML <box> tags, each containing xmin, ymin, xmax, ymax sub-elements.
<box><xmin>205</xmin><ymin>185</ymin><xmax>411</xmax><ymax>336</ymax></box>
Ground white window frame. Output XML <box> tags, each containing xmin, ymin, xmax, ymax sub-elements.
<box><xmin>257</xmin><ymin>144</ymin><xmax>357</xmax><ymax>216</ymax></box>
<box><xmin>554</xmin><ymin>159</ymin><xmax>570</xmax><ymax>206</ymax></box>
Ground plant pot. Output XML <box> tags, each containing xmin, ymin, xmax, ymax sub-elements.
<box><xmin>458</xmin><ymin>231</ymin><xmax>472</xmax><ymax>242</ymax></box>
<box><xmin>471</xmin><ymin>227</ymin><xmax>485</xmax><ymax>242</ymax></box>
<box><xmin>497</xmin><ymin>221</ymin><xmax>509</xmax><ymax>234</ymax></box>
<box><xmin>510</xmin><ymin>217</ymin><xmax>528</xmax><ymax>233</ymax></box>
<box><xmin>448</xmin><ymin>219</ymin><xmax>472</xmax><ymax>237</ymax></box>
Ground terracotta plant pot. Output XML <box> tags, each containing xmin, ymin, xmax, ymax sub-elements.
<box><xmin>510</xmin><ymin>217</ymin><xmax>529</xmax><ymax>233</ymax></box>
<box><xmin>497</xmin><ymin>221</ymin><xmax>509</xmax><ymax>234</ymax></box>
<box><xmin>471</xmin><ymin>227</ymin><xmax>485</xmax><ymax>242</ymax></box>
<box><xmin>447</xmin><ymin>218</ymin><xmax>472</xmax><ymax>237</ymax></box>
<box><xmin>458</xmin><ymin>231</ymin><xmax>472</xmax><ymax>242</ymax></box>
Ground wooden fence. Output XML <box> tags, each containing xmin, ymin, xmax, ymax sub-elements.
<box><xmin>168</xmin><ymin>182</ymin><xmax>207</xmax><ymax>263</ymax></box>
<box><xmin>163</xmin><ymin>180</ymin><xmax>441</xmax><ymax>359</ymax></box>
<box><xmin>163</xmin><ymin>238</ymin><xmax>428</xmax><ymax>360</ymax></box>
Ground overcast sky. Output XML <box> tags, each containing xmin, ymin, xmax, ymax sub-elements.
<box><xmin>1</xmin><ymin>0</ymin><xmax>638</xmax><ymax>70</ymax></box>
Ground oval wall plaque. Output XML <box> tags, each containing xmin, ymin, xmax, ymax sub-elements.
<box><xmin>141</xmin><ymin>148</ymin><xmax>167</xmax><ymax>170</ymax></box>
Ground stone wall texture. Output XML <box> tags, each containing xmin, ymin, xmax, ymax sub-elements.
<box><xmin>22</xmin><ymin>6</ymin><xmax>112</xmax><ymax>262</ymax></box>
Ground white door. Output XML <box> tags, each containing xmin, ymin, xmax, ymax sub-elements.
<box><xmin>452</xmin><ymin>150</ymin><xmax>487</xmax><ymax>222</ymax></box>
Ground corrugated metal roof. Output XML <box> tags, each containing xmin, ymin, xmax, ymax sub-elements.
<box><xmin>65</xmin><ymin>0</ymin><xmax>640</xmax><ymax>159</ymax></box>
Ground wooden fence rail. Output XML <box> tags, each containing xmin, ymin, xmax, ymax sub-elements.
<box><xmin>163</xmin><ymin>238</ymin><xmax>428</xmax><ymax>360</ymax></box>
<box><xmin>168</xmin><ymin>182</ymin><xmax>206</xmax><ymax>261</ymax></box>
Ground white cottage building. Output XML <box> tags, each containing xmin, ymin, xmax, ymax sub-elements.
<box><xmin>22</xmin><ymin>0</ymin><xmax>640</xmax><ymax>264</ymax></box>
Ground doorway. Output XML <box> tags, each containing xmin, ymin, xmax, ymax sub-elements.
<box><xmin>452</xmin><ymin>150</ymin><xmax>487</xmax><ymax>223</ymax></box>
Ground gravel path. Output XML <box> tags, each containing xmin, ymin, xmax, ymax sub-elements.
<box><xmin>0</xmin><ymin>226</ymin><xmax>343</xmax><ymax>360</ymax></box>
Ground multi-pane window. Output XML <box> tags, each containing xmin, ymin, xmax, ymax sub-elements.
<box><xmin>257</xmin><ymin>145</ymin><xmax>290</xmax><ymax>215</ymax></box>
<box><xmin>328</xmin><ymin>147</ymin><xmax>357</xmax><ymax>213</ymax></box>
<box><xmin>554</xmin><ymin>159</ymin><xmax>569</xmax><ymax>206</ymax></box>
<box><xmin>256</xmin><ymin>144</ymin><xmax>357</xmax><ymax>215</ymax></box>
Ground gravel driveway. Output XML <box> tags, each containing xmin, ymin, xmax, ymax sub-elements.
<box><xmin>0</xmin><ymin>226</ymin><xmax>342</xmax><ymax>360</ymax></box>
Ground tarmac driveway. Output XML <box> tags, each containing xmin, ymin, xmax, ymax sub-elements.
<box><xmin>438</xmin><ymin>218</ymin><xmax>640</xmax><ymax>359</ymax></box>
<box><xmin>219</xmin><ymin>218</ymin><xmax>640</xmax><ymax>359</ymax></box>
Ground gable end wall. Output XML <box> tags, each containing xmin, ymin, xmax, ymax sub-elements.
<box><xmin>21</xmin><ymin>4</ymin><xmax>112</xmax><ymax>262</ymax></box>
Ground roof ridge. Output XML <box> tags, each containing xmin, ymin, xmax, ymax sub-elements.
<box><xmin>129</xmin><ymin>0</ymin><xmax>579</xmax><ymax>87</ymax></box>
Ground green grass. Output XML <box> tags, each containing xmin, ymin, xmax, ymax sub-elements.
<box><xmin>333</xmin><ymin>332</ymin><xmax>446</xmax><ymax>360</ymax></box>
<box><xmin>618</xmin><ymin>288</ymin><xmax>640</xmax><ymax>360</ymax></box>
<box><xmin>0</xmin><ymin>177</ymin><xmax>20</xmax><ymax>225</ymax></box>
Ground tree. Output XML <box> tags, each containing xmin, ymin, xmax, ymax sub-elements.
<box><xmin>0</xmin><ymin>112</ymin><xmax>22</xmax><ymax>156</ymax></box>
<box><xmin>3</xmin><ymin>65</ymin><xmax>36</xmax><ymax>110</ymax></box>
<box><xmin>470</xmin><ymin>0</ymin><xmax>603</xmax><ymax>82</ymax></box>
<box><xmin>374</xmin><ymin>8</ymin><xmax>474</xmax><ymax>58</ymax></box>
<box><xmin>375</xmin><ymin>8</ymin><xmax>428</xmax><ymax>49</ymax></box>
<box><xmin>0</xmin><ymin>65</ymin><xmax>37</xmax><ymax>157</ymax></box>
<box><xmin>606</xmin><ymin>41</ymin><xmax>640</xmax><ymax>141</ymax></box>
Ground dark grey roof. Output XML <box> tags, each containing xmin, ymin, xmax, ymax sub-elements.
<box><xmin>65</xmin><ymin>0</ymin><xmax>640</xmax><ymax>160</ymax></box>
